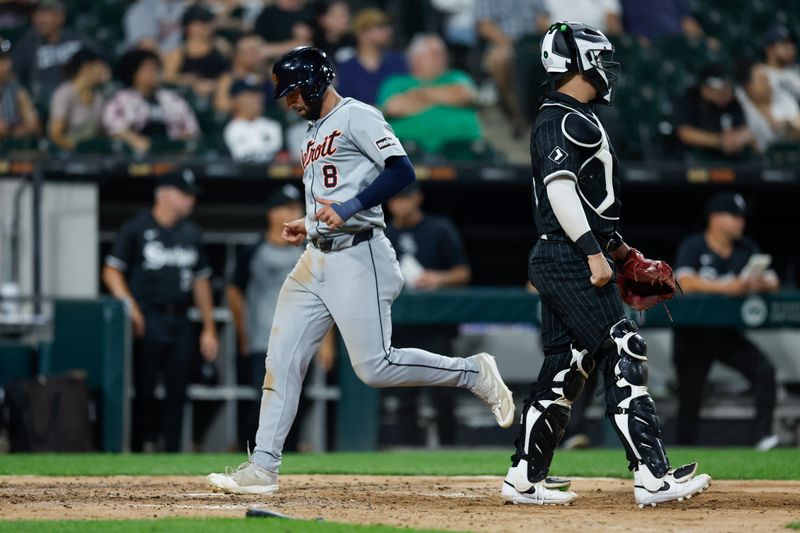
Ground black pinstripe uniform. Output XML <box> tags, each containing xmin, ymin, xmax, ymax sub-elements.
<box><xmin>529</xmin><ymin>91</ymin><xmax>623</xmax><ymax>358</ymax></box>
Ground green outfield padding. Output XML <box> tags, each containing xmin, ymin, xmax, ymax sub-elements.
<box><xmin>0</xmin><ymin>518</ymin><xmax>455</xmax><ymax>533</ymax></box>
<box><xmin>1</xmin><ymin>449</ymin><xmax>798</xmax><ymax>480</ymax></box>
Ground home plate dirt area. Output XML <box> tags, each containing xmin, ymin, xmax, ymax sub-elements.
<box><xmin>1</xmin><ymin>475</ymin><xmax>799</xmax><ymax>532</ymax></box>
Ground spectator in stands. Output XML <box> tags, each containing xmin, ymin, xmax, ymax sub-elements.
<box><xmin>762</xmin><ymin>26</ymin><xmax>800</xmax><ymax>101</ymax></box>
<box><xmin>474</xmin><ymin>0</ymin><xmax>549</xmax><ymax>133</ymax></box>
<box><xmin>206</xmin><ymin>0</ymin><xmax>257</xmax><ymax>42</ymax></box>
<box><xmin>384</xmin><ymin>182</ymin><xmax>470</xmax><ymax>445</ymax></box>
<box><xmin>336</xmin><ymin>8</ymin><xmax>407</xmax><ymax>106</ymax></box>
<box><xmin>163</xmin><ymin>5</ymin><xmax>231</xmax><ymax>100</ymax></box>
<box><xmin>672</xmin><ymin>192</ymin><xmax>779</xmax><ymax>451</ymax></box>
<box><xmin>0</xmin><ymin>40</ymin><xmax>40</xmax><ymax>141</ymax></box>
<box><xmin>48</xmin><ymin>48</ymin><xmax>109</xmax><ymax>151</ymax></box>
<box><xmin>253</xmin><ymin>0</ymin><xmax>312</xmax><ymax>60</ymax></box>
<box><xmin>223</xmin><ymin>79</ymin><xmax>283</xmax><ymax>162</ymax></box>
<box><xmin>124</xmin><ymin>0</ymin><xmax>188</xmax><ymax>54</ymax></box>
<box><xmin>378</xmin><ymin>34</ymin><xmax>482</xmax><ymax>154</ymax></box>
<box><xmin>103</xmin><ymin>169</ymin><xmax>218</xmax><ymax>452</ymax></box>
<box><xmin>543</xmin><ymin>0</ymin><xmax>622</xmax><ymax>35</ymax></box>
<box><xmin>674</xmin><ymin>64</ymin><xmax>755</xmax><ymax>161</ymax></box>
<box><xmin>214</xmin><ymin>34</ymin><xmax>270</xmax><ymax>114</ymax></box>
<box><xmin>620</xmin><ymin>0</ymin><xmax>715</xmax><ymax>46</ymax></box>
<box><xmin>12</xmin><ymin>0</ymin><xmax>89</xmax><ymax>105</ymax></box>
<box><xmin>312</xmin><ymin>0</ymin><xmax>355</xmax><ymax>64</ymax></box>
<box><xmin>735</xmin><ymin>60</ymin><xmax>800</xmax><ymax>154</ymax></box>
<box><xmin>103</xmin><ymin>49</ymin><xmax>199</xmax><ymax>155</ymax></box>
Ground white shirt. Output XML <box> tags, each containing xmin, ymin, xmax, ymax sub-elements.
<box><xmin>224</xmin><ymin>117</ymin><xmax>283</xmax><ymax>162</ymax></box>
<box><xmin>543</xmin><ymin>0</ymin><xmax>620</xmax><ymax>33</ymax></box>
<box><xmin>765</xmin><ymin>64</ymin><xmax>800</xmax><ymax>101</ymax></box>
<box><xmin>735</xmin><ymin>86</ymin><xmax>800</xmax><ymax>152</ymax></box>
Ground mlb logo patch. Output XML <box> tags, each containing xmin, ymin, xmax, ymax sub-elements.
<box><xmin>375</xmin><ymin>137</ymin><xmax>396</xmax><ymax>150</ymax></box>
<box><xmin>548</xmin><ymin>146</ymin><xmax>568</xmax><ymax>164</ymax></box>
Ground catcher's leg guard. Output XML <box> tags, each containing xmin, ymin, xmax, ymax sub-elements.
<box><xmin>604</xmin><ymin>319</ymin><xmax>671</xmax><ymax>491</ymax></box>
<box><xmin>507</xmin><ymin>346</ymin><xmax>594</xmax><ymax>491</ymax></box>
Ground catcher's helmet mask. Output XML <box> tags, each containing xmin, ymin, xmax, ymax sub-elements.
<box><xmin>541</xmin><ymin>21</ymin><xmax>620</xmax><ymax>105</ymax></box>
<box><xmin>272</xmin><ymin>46</ymin><xmax>335</xmax><ymax>105</ymax></box>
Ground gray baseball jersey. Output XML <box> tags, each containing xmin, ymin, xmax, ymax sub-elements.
<box><xmin>250</xmin><ymin>96</ymin><xmax>485</xmax><ymax>474</ymax></box>
<box><xmin>300</xmin><ymin>98</ymin><xmax>406</xmax><ymax>240</ymax></box>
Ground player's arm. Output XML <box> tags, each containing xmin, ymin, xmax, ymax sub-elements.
<box><xmin>226</xmin><ymin>284</ymin><xmax>248</xmax><ymax>353</ymax></box>
<box><xmin>316</xmin><ymin>155</ymin><xmax>415</xmax><ymax>227</ymax></box>
<box><xmin>102</xmin><ymin>265</ymin><xmax>146</xmax><ymax>337</ymax></box>
<box><xmin>193</xmin><ymin>276</ymin><xmax>219</xmax><ymax>362</ymax></box>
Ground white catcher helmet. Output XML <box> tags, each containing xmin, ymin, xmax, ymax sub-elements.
<box><xmin>540</xmin><ymin>21</ymin><xmax>620</xmax><ymax>105</ymax></box>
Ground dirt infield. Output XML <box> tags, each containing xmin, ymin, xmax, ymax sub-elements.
<box><xmin>1</xmin><ymin>475</ymin><xmax>799</xmax><ymax>532</ymax></box>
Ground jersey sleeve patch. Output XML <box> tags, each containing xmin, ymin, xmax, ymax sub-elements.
<box><xmin>548</xmin><ymin>146</ymin><xmax>569</xmax><ymax>164</ymax></box>
<box><xmin>375</xmin><ymin>136</ymin><xmax>397</xmax><ymax>150</ymax></box>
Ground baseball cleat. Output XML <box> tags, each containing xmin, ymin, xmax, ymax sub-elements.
<box><xmin>502</xmin><ymin>480</ymin><xmax>578</xmax><ymax>505</ymax></box>
<box><xmin>634</xmin><ymin>466</ymin><xmax>711</xmax><ymax>508</ymax></box>
<box><xmin>207</xmin><ymin>461</ymin><xmax>279</xmax><ymax>495</ymax></box>
<box><xmin>470</xmin><ymin>352</ymin><xmax>515</xmax><ymax>428</ymax></box>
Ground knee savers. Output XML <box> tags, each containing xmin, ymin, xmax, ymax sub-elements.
<box><xmin>606</xmin><ymin>319</ymin><xmax>670</xmax><ymax>490</ymax></box>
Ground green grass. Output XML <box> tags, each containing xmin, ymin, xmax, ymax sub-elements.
<box><xmin>786</xmin><ymin>523</ymin><xmax>800</xmax><ymax>530</ymax></box>
<box><xmin>0</xmin><ymin>518</ymin><xmax>450</xmax><ymax>533</ymax></box>
<box><xmin>1</xmin><ymin>448</ymin><xmax>798</xmax><ymax>480</ymax></box>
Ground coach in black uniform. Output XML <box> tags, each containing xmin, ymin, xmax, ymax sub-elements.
<box><xmin>103</xmin><ymin>169</ymin><xmax>219</xmax><ymax>452</ymax></box>
<box><xmin>673</xmin><ymin>192</ymin><xmax>779</xmax><ymax>450</ymax></box>
<box><xmin>501</xmin><ymin>22</ymin><xmax>711</xmax><ymax>507</ymax></box>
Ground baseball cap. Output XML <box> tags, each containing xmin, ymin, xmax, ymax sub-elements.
<box><xmin>230</xmin><ymin>78</ymin><xmax>266</xmax><ymax>97</ymax></box>
<box><xmin>266</xmin><ymin>184</ymin><xmax>302</xmax><ymax>209</ymax></box>
<box><xmin>761</xmin><ymin>26</ymin><xmax>792</xmax><ymax>49</ymax></box>
<box><xmin>352</xmin><ymin>8</ymin><xmax>390</xmax><ymax>33</ymax></box>
<box><xmin>157</xmin><ymin>168</ymin><xmax>200</xmax><ymax>195</ymax></box>
<box><xmin>706</xmin><ymin>192</ymin><xmax>747</xmax><ymax>217</ymax></box>
<box><xmin>699</xmin><ymin>64</ymin><xmax>731</xmax><ymax>90</ymax></box>
<box><xmin>182</xmin><ymin>5</ymin><xmax>214</xmax><ymax>27</ymax></box>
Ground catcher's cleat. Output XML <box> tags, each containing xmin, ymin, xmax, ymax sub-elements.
<box><xmin>470</xmin><ymin>353</ymin><xmax>515</xmax><ymax>428</ymax></box>
<box><xmin>634</xmin><ymin>467</ymin><xmax>711</xmax><ymax>508</ymax></box>
<box><xmin>502</xmin><ymin>480</ymin><xmax>577</xmax><ymax>505</ymax></box>
<box><xmin>208</xmin><ymin>461</ymin><xmax>279</xmax><ymax>495</ymax></box>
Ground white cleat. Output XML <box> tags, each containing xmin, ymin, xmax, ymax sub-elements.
<box><xmin>755</xmin><ymin>434</ymin><xmax>779</xmax><ymax>451</ymax></box>
<box><xmin>470</xmin><ymin>352</ymin><xmax>515</xmax><ymax>428</ymax></box>
<box><xmin>502</xmin><ymin>480</ymin><xmax>578</xmax><ymax>505</ymax></box>
<box><xmin>207</xmin><ymin>461</ymin><xmax>279</xmax><ymax>495</ymax></box>
<box><xmin>634</xmin><ymin>466</ymin><xmax>711</xmax><ymax>508</ymax></box>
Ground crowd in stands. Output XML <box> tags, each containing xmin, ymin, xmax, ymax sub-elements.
<box><xmin>0</xmin><ymin>0</ymin><xmax>798</xmax><ymax>163</ymax></box>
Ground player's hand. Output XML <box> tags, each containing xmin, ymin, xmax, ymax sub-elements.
<box><xmin>314</xmin><ymin>197</ymin><xmax>345</xmax><ymax>230</ymax></box>
<box><xmin>415</xmin><ymin>270</ymin><xmax>444</xmax><ymax>291</ymax></box>
<box><xmin>130</xmin><ymin>304</ymin><xmax>146</xmax><ymax>338</ymax></box>
<box><xmin>200</xmin><ymin>327</ymin><xmax>219</xmax><ymax>362</ymax></box>
<box><xmin>588</xmin><ymin>252</ymin><xmax>613</xmax><ymax>287</ymax></box>
<box><xmin>282</xmin><ymin>218</ymin><xmax>307</xmax><ymax>246</ymax></box>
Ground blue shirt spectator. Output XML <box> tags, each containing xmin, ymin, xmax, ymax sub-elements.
<box><xmin>335</xmin><ymin>7</ymin><xmax>407</xmax><ymax>105</ymax></box>
<box><xmin>621</xmin><ymin>0</ymin><xmax>707</xmax><ymax>44</ymax></box>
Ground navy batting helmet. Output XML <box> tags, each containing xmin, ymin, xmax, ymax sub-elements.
<box><xmin>272</xmin><ymin>47</ymin><xmax>335</xmax><ymax>103</ymax></box>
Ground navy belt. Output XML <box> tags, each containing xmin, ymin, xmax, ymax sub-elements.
<box><xmin>313</xmin><ymin>229</ymin><xmax>374</xmax><ymax>253</ymax></box>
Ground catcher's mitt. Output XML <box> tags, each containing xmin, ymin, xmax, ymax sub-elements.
<box><xmin>616</xmin><ymin>248</ymin><xmax>677</xmax><ymax>311</ymax></box>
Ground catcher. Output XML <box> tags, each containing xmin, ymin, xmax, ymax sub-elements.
<box><xmin>502</xmin><ymin>21</ymin><xmax>711</xmax><ymax>507</ymax></box>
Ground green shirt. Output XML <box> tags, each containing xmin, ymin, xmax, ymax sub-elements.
<box><xmin>377</xmin><ymin>70</ymin><xmax>482</xmax><ymax>153</ymax></box>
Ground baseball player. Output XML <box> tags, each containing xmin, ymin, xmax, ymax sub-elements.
<box><xmin>208</xmin><ymin>47</ymin><xmax>514</xmax><ymax>494</ymax></box>
<box><xmin>501</xmin><ymin>22</ymin><xmax>711</xmax><ymax>507</ymax></box>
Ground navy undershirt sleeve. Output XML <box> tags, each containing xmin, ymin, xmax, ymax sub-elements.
<box><xmin>331</xmin><ymin>155</ymin><xmax>416</xmax><ymax>221</ymax></box>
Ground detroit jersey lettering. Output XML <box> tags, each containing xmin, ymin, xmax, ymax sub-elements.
<box><xmin>300</xmin><ymin>97</ymin><xmax>406</xmax><ymax>240</ymax></box>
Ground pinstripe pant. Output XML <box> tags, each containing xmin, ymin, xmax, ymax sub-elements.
<box><xmin>529</xmin><ymin>237</ymin><xmax>624</xmax><ymax>357</ymax></box>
